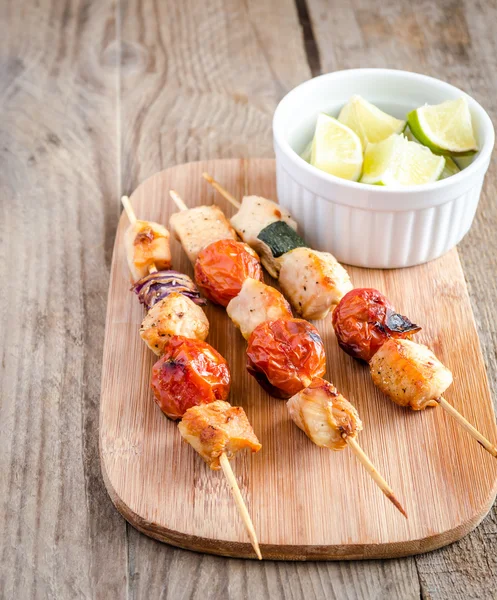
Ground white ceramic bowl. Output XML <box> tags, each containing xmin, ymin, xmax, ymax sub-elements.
<box><xmin>273</xmin><ymin>69</ymin><xmax>494</xmax><ymax>268</ymax></box>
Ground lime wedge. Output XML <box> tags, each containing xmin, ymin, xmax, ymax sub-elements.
<box><xmin>338</xmin><ymin>95</ymin><xmax>406</xmax><ymax>149</ymax></box>
<box><xmin>300</xmin><ymin>140</ymin><xmax>313</xmax><ymax>163</ymax></box>
<box><xmin>403</xmin><ymin>126</ymin><xmax>419</xmax><ymax>143</ymax></box>
<box><xmin>440</xmin><ymin>156</ymin><xmax>460</xmax><ymax>179</ymax></box>
<box><xmin>405</xmin><ymin>127</ymin><xmax>461</xmax><ymax>180</ymax></box>
<box><xmin>361</xmin><ymin>134</ymin><xmax>445</xmax><ymax>186</ymax></box>
<box><xmin>407</xmin><ymin>98</ymin><xmax>477</xmax><ymax>156</ymax></box>
<box><xmin>310</xmin><ymin>113</ymin><xmax>363</xmax><ymax>181</ymax></box>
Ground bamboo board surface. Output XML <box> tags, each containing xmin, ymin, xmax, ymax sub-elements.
<box><xmin>100</xmin><ymin>158</ymin><xmax>497</xmax><ymax>560</ymax></box>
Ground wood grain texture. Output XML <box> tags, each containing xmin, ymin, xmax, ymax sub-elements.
<box><xmin>0</xmin><ymin>1</ymin><xmax>127</xmax><ymax>598</ymax></box>
<box><xmin>3</xmin><ymin>0</ymin><xmax>497</xmax><ymax>596</ymax></box>
<box><xmin>305</xmin><ymin>0</ymin><xmax>497</xmax><ymax>596</ymax></box>
<box><xmin>100</xmin><ymin>158</ymin><xmax>497</xmax><ymax>560</ymax></box>
<box><xmin>116</xmin><ymin>0</ymin><xmax>424</xmax><ymax>595</ymax></box>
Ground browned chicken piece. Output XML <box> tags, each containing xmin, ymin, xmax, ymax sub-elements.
<box><xmin>169</xmin><ymin>205</ymin><xmax>237</xmax><ymax>265</ymax></box>
<box><xmin>124</xmin><ymin>219</ymin><xmax>172</xmax><ymax>281</ymax></box>
<box><xmin>226</xmin><ymin>277</ymin><xmax>293</xmax><ymax>339</ymax></box>
<box><xmin>140</xmin><ymin>292</ymin><xmax>209</xmax><ymax>355</ymax></box>
<box><xmin>287</xmin><ymin>378</ymin><xmax>363</xmax><ymax>450</ymax></box>
<box><xmin>277</xmin><ymin>247</ymin><xmax>353</xmax><ymax>320</ymax></box>
<box><xmin>178</xmin><ymin>400</ymin><xmax>262</xmax><ymax>470</ymax></box>
<box><xmin>370</xmin><ymin>338</ymin><xmax>453</xmax><ymax>410</ymax></box>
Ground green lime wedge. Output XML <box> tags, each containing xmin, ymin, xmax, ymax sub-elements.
<box><xmin>310</xmin><ymin>113</ymin><xmax>363</xmax><ymax>181</ymax></box>
<box><xmin>439</xmin><ymin>156</ymin><xmax>460</xmax><ymax>179</ymax></box>
<box><xmin>407</xmin><ymin>98</ymin><xmax>477</xmax><ymax>156</ymax></box>
<box><xmin>360</xmin><ymin>134</ymin><xmax>445</xmax><ymax>186</ymax></box>
<box><xmin>300</xmin><ymin>140</ymin><xmax>313</xmax><ymax>163</ymax></box>
<box><xmin>338</xmin><ymin>95</ymin><xmax>406</xmax><ymax>149</ymax></box>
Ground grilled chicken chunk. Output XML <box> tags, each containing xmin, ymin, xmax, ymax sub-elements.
<box><xmin>230</xmin><ymin>195</ymin><xmax>298</xmax><ymax>278</ymax></box>
<box><xmin>370</xmin><ymin>338</ymin><xmax>453</xmax><ymax>410</ymax></box>
<box><xmin>140</xmin><ymin>292</ymin><xmax>209</xmax><ymax>355</ymax></box>
<box><xmin>178</xmin><ymin>400</ymin><xmax>262</xmax><ymax>469</ymax></box>
<box><xmin>170</xmin><ymin>205</ymin><xmax>237</xmax><ymax>265</ymax></box>
<box><xmin>287</xmin><ymin>378</ymin><xmax>363</xmax><ymax>450</ymax></box>
<box><xmin>226</xmin><ymin>277</ymin><xmax>292</xmax><ymax>339</ymax></box>
<box><xmin>124</xmin><ymin>219</ymin><xmax>172</xmax><ymax>281</ymax></box>
<box><xmin>277</xmin><ymin>248</ymin><xmax>353</xmax><ymax>320</ymax></box>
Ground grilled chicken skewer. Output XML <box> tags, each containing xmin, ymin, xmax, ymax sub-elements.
<box><xmin>287</xmin><ymin>378</ymin><xmax>406</xmax><ymax>517</ymax></box>
<box><xmin>334</xmin><ymin>288</ymin><xmax>497</xmax><ymax>459</ymax></box>
<box><xmin>169</xmin><ymin>190</ymin><xmax>407</xmax><ymax>517</ymax></box>
<box><xmin>121</xmin><ymin>195</ymin><xmax>263</xmax><ymax>559</ymax></box>
<box><xmin>202</xmin><ymin>177</ymin><xmax>497</xmax><ymax>460</ymax></box>
<box><xmin>202</xmin><ymin>174</ymin><xmax>353</xmax><ymax>319</ymax></box>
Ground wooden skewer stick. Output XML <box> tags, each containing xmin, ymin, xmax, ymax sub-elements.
<box><xmin>121</xmin><ymin>195</ymin><xmax>137</xmax><ymax>225</ymax></box>
<box><xmin>123</xmin><ymin>194</ymin><xmax>262</xmax><ymax>558</ymax></box>
<box><xmin>219</xmin><ymin>453</ymin><xmax>262</xmax><ymax>560</ymax></box>
<box><xmin>202</xmin><ymin>172</ymin><xmax>241</xmax><ymax>209</ymax></box>
<box><xmin>169</xmin><ymin>189</ymin><xmax>189</xmax><ymax>212</ymax></box>
<box><xmin>198</xmin><ymin>181</ymin><xmax>408</xmax><ymax>515</ymax></box>
<box><xmin>171</xmin><ymin>188</ymin><xmax>406</xmax><ymax>520</ymax></box>
<box><xmin>438</xmin><ymin>397</ymin><xmax>497</xmax><ymax>458</ymax></box>
<box><xmin>343</xmin><ymin>434</ymin><xmax>407</xmax><ymax>518</ymax></box>
<box><xmin>203</xmin><ymin>177</ymin><xmax>497</xmax><ymax>462</ymax></box>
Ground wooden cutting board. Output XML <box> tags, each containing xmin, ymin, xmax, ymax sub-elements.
<box><xmin>100</xmin><ymin>158</ymin><xmax>497</xmax><ymax>560</ymax></box>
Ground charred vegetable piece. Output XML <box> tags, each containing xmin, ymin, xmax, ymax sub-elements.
<box><xmin>170</xmin><ymin>205</ymin><xmax>237</xmax><ymax>265</ymax></box>
<box><xmin>332</xmin><ymin>288</ymin><xmax>421</xmax><ymax>362</ymax></box>
<box><xmin>226</xmin><ymin>277</ymin><xmax>292</xmax><ymax>340</ymax></box>
<box><xmin>178</xmin><ymin>400</ymin><xmax>262</xmax><ymax>470</ymax></box>
<box><xmin>287</xmin><ymin>378</ymin><xmax>363</xmax><ymax>450</ymax></box>
<box><xmin>246</xmin><ymin>318</ymin><xmax>326</xmax><ymax>399</ymax></box>
<box><xmin>124</xmin><ymin>220</ymin><xmax>172</xmax><ymax>281</ymax></box>
<box><xmin>278</xmin><ymin>247</ymin><xmax>353</xmax><ymax>320</ymax></box>
<box><xmin>230</xmin><ymin>195</ymin><xmax>298</xmax><ymax>278</ymax></box>
<box><xmin>151</xmin><ymin>336</ymin><xmax>230</xmax><ymax>420</ymax></box>
<box><xmin>194</xmin><ymin>239</ymin><xmax>264</xmax><ymax>307</ymax></box>
<box><xmin>140</xmin><ymin>292</ymin><xmax>209</xmax><ymax>355</ymax></box>
<box><xmin>370</xmin><ymin>338</ymin><xmax>453</xmax><ymax>410</ymax></box>
<box><xmin>132</xmin><ymin>270</ymin><xmax>206</xmax><ymax>309</ymax></box>
<box><xmin>257</xmin><ymin>221</ymin><xmax>307</xmax><ymax>259</ymax></box>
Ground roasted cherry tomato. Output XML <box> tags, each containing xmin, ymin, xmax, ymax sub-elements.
<box><xmin>332</xmin><ymin>288</ymin><xmax>421</xmax><ymax>363</ymax></box>
<box><xmin>151</xmin><ymin>336</ymin><xmax>230</xmax><ymax>420</ymax></box>
<box><xmin>194</xmin><ymin>239</ymin><xmax>263</xmax><ymax>307</ymax></box>
<box><xmin>246</xmin><ymin>318</ymin><xmax>326</xmax><ymax>399</ymax></box>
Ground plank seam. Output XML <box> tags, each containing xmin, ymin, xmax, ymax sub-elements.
<box><xmin>294</xmin><ymin>0</ymin><xmax>321</xmax><ymax>76</ymax></box>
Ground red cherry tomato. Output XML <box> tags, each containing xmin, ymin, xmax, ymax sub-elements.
<box><xmin>151</xmin><ymin>336</ymin><xmax>230</xmax><ymax>420</ymax></box>
<box><xmin>246</xmin><ymin>318</ymin><xmax>326</xmax><ymax>399</ymax></box>
<box><xmin>332</xmin><ymin>288</ymin><xmax>421</xmax><ymax>362</ymax></box>
<box><xmin>194</xmin><ymin>239</ymin><xmax>263</xmax><ymax>307</ymax></box>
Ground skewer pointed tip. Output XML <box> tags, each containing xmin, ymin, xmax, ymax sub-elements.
<box><xmin>201</xmin><ymin>172</ymin><xmax>241</xmax><ymax>209</ymax></box>
<box><xmin>219</xmin><ymin>453</ymin><xmax>262</xmax><ymax>560</ymax></box>
<box><xmin>386</xmin><ymin>492</ymin><xmax>408</xmax><ymax>519</ymax></box>
<box><xmin>344</xmin><ymin>435</ymin><xmax>407</xmax><ymax>519</ymax></box>
<box><xmin>121</xmin><ymin>195</ymin><xmax>137</xmax><ymax>224</ymax></box>
<box><xmin>169</xmin><ymin>189</ymin><xmax>189</xmax><ymax>212</ymax></box>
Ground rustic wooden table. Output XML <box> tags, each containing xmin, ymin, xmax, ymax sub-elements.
<box><xmin>1</xmin><ymin>1</ymin><xmax>496</xmax><ymax>598</ymax></box>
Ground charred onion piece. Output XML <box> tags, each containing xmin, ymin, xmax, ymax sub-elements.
<box><xmin>332</xmin><ymin>288</ymin><xmax>421</xmax><ymax>362</ymax></box>
<box><xmin>151</xmin><ymin>336</ymin><xmax>230</xmax><ymax>420</ymax></box>
<box><xmin>132</xmin><ymin>269</ymin><xmax>206</xmax><ymax>309</ymax></box>
<box><xmin>194</xmin><ymin>239</ymin><xmax>264</xmax><ymax>307</ymax></box>
<box><xmin>246</xmin><ymin>318</ymin><xmax>326</xmax><ymax>399</ymax></box>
